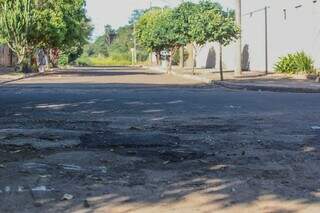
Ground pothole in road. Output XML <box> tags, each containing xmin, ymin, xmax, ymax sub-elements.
<box><xmin>0</xmin><ymin>128</ymin><xmax>87</xmax><ymax>150</ymax></box>
<box><xmin>79</xmin><ymin>132</ymin><xmax>180</xmax><ymax>148</ymax></box>
<box><xmin>160</xmin><ymin>123</ymin><xmax>242</xmax><ymax>134</ymax></box>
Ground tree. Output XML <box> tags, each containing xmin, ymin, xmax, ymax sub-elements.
<box><xmin>129</xmin><ymin>9</ymin><xmax>145</xmax><ymax>25</ymax></box>
<box><xmin>109</xmin><ymin>25</ymin><xmax>134</xmax><ymax>60</ymax></box>
<box><xmin>136</xmin><ymin>9</ymin><xmax>167</xmax><ymax>64</ymax></box>
<box><xmin>206</xmin><ymin>8</ymin><xmax>239</xmax><ymax>80</ymax></box>
<box><xmin>44</xmin><ymin>0</ymin><xmax>92</xmax><ymax>66</ymax></box>
<box><xmin>104</xmin><ymin>25</ymin><xmax>116</xmax><ymax>45</ymax></box>
<box><xmin>0</xmin><ymin>36</ymin><xmax>5</xmax><ymax>44</ymax></box>
<box><xmin>136</xmin><ymin>8</ymin><xmax>191</xmax><ymax>71</ymax></box>
<box><xmin>136</xmin><ymin>0</ymin><xmax>239</xmax><ymax>73</ymax></box>
<box><xmin>164</xmin><ymin>6</ymin><xmax>194</xmax><ymax>71</ymax></box>
<box><xmin>188</xmin><ymin>1</ymin><xmax>221</xmax><ymax>73</ymax></box>
<box><xmin>176</xmin><ymin>1</ymin><xmax>200</xmax><ymax>73</ymax></box>
<box><xmin>0</xmin><ymin>0</ymin><xmax>35</xmax><ymax>67</ymax></box>
<box><xmin>0</xmin><ymin>0</ymin><xmax>92</xmax><ymax>69</ymax></box>
<box><xmin>192</xmin><ymin>0</ymin><xmax>239</xmax><ymax>80</ymax></box>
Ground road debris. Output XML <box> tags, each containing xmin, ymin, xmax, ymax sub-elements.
<box><xmin>61</xmin><ymin>193</ymin><xmax>74</xmax><ymax>201</ymax></box>
<box><xmin>59</xmin><ymin>164</ymin><xmax>83</xmax><ymax>171</ymax></box>
<box><xmin>311</xmin><ymin>126</ymin><xmax>320</xmax><ymax>130</ymax></box>
<box><xmin>32</xmin><ymin>186</ymin><xmax>51</xmax><ymax>192</ymax></box>
<box><xmin>83</xmin><ymin>199</ymin><xmax>90</xmax><ymax>208</ymax></box>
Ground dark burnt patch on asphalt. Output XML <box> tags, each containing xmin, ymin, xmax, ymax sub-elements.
<box><xmin>78</xmin><ymin>132</ymin><xmax>180</xmax><ymax>149</ymax></box>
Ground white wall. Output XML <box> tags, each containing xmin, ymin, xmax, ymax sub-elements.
<box><xmin>196</xmin><ymin>0</ymin><xmax>320</xmax><ymax>71</ymax></box>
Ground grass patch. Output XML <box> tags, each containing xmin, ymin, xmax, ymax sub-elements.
<box><xmin>77</xmin><ymin>56</ymin><xmax>132</xmax><ymax>66</ymax></box>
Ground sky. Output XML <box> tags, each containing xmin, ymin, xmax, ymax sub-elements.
<box><xmin>86</xmin><ymin>0</ymin><xmax>235</xmax><ymax>38</ymax></box>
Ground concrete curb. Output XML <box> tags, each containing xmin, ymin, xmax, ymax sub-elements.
<box><xmin>170</xmin><ymin>71</ymin><xmax>213</xmax><ymax>84</ymax></box>
<box><xmin>146</xmin><ymin>66</ymin><xmax>214</xmax><ymax>83</ymax></box>
<box><xmin>144</xmin><ymin>66</ymin><xmax>166</xmax><ymax>74</ymax></box>
<box><xmin>0</xmin><ymin>72</ymin><xmax>43</xmax><ymax>86</ymax></box>
<box><xmin>214</xmin><ymin>81</ymin><xmax>320</xmax><ymax>93</ymax></box>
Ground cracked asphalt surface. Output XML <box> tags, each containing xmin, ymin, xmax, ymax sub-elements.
<box><xmin>0</xmin><ymin>67</ymin><xmax>320</xmax><ymax>213</ymax></box>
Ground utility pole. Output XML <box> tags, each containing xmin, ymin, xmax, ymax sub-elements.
<box><xmin>264</xmin><ymin>6</ymin><xmax>269</xmax><ymax>75</ymax></box>
<box><xmin>235</xmin><ymin>0</ymin><xmax>242</xmax><ymax>76</ymax></box>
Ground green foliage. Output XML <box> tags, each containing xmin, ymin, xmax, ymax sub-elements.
<box><xmin>0</xmin><ymin>36</ymin><xmax>5</xmax><ymax>44</ymax></box>
<box><xmin>58</xmin><ymin>52</ymin><xmax>69</xmax><ymax>66</ymax></box>
<box><xmin>136</xmin><ymin>9</ymin><xmax>167</xmax><ymax>54</ymax></box>
<box><xmin>37</xmin><ymin>0</ymin><xmax>92</xmax><ymax>65</ymax></box>
<box><xmin>189</xmin><ymin>1</ymin><xmax>239</xmax><ymax>46</ymax></box>
<box><xmin>76</xmin><ymin>56</ymin><xmax>131</xmax><ymax>67</ymax></box>
<box><xmin>0</xmin><ymin>0</ymin><xmax>92</xmax><ymax>68</ymax></box>
<box><xmin>275</xmin><ymin>52</ymin><xmax>315</xmax><ymax>74</ymax></box>
<box><xmin>90</xmin><ymin>35</ymin><xmax>110</xmax><ymax>57</ymax></box>
<box><xmin>0</xmin><ymin>0</ymin><xmax>35</xmax><ymax>65</ymax></box>
<box><xmin>129</xmin><ymin>9</ymin><xmax>144</xmax><ymax>25</ymax></box>
<box><xmin>173</xmin><ymin>2</ymin><xmax>199</xmax><ymax>45</ymax></box>
<box><xmin>109</xmin><ymin>25</ymin><xmax>133</xmax><ymax>55</ymax></box>
<box><xmin>82</xmin><ymin>22</ymin><xmax>149</xmax><ymax>65</ymax></box>
<box><xmin>136</xmin><ymin>0</ymin><xmax>239</xmax><ymax>70</ymax></box>
<box><xmin>136</xmin><ymin>7</ymin><xmax>190</xmax><ymax>70</ymax></box>
<box><xmin>104</xmin><ymin>25</ymin><xmax>116</xmax><ymax>45</ymax></box>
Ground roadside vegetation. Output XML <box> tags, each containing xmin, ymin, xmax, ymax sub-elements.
<box><xmin>77</xmin><ymin>11</ymin><xmax>149</xmax><ymax>66</ymax></box>
<box><xmin>275</xmin><ymin>52</ymin><xmax>315</xmax><ymax>75</ymax></box>
<box><xmin>0</xmin><ymin>0</ymin><xmax>92</xmax><ymax>72</ymax></box>
<box><xmin>77</xmin><ymin>56</ymin><xmax>132</xmax><ymax>66</ymax></box>
<box><xmin>0</xmin><ymin>0</ymin><xmax>239</xmax><ymax>71</ymax></box>
<box><xmin>136</xmin><ymin>0</ymin><xmax>239</xmax><ymax>74</ymax></box>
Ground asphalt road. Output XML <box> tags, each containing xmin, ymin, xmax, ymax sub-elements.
<box><xmin>0</xmin><ymin>67</ymin><xmax>320</xmax><ymax>212</ymax></box>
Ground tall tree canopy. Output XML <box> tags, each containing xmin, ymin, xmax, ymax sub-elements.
<box><xmin>136</xmin><ymin>9</ymin><xmax>169</xmax><ymax>63</ymax></box>
<box><xmin>0</xmin><ymin>0</ymin><xmax>35</xmax><ymax>64</ymax></box>
<box><xmin>0</xmin><ymin>0</ymin><xmax>92</xmax><ymax>69</ymax></box>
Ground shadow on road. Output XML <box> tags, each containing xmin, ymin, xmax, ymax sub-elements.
<box><xmin>49</xmin><ymin>67</ymin><xmax>160</xmax><ymax>77</ymax></box>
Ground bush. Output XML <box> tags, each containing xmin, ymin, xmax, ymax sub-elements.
<box><xmin>58</xmin><ymin>53</ymin><xmax>69</xmax><ymax>66</ymax></box>
<box><xmin>275</xmin><ymin>52</ymin><xmax>315</xmax><ymax>74</ymax></box>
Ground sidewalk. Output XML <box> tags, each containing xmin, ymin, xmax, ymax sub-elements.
<box><xmin>0</xmin><ymin>68</ymin><xmax>43</xmax><ymax>85</ymax></box>
<box><xmin>166</xmin><ymin>67</ymin><xmax>320</xmax><ymax>93</ymax></box>
<box><xmin>0</xmin><ymin>71</ymin><xmax>25</xmax><ymax>85</ymax></box>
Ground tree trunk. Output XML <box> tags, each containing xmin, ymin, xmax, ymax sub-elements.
<box><xmin>192</xmin><ymin>44</ymin><xmax>197</xmax><ymax>75</ymax></box>
<box><xmin>149</xmin><ymin>53</ymin><xmax>153</xmax><ymax>65</ymax></box>
<box><xmin>49</xmin><ymin>48</ymin><xmax>60</xmax><ymax>68</ymax></box>
<box><xmin>17</xmin><ymin>54</ymin><xmax>25</xmax><ymax>66</ymax></box>
<box><xmin>168</xmin><ymin>47</ymin><xmax>177</xmax><ymax>73</ymax></box>
<box><xmin>156</xmin><ymin>52</ymin><xmax>160</xmax><ymax>65</ymax></box>
<box><xmin>219</xmin><ymin>44</ymin><xmax>224</xmax><ymax>81</ymax></box>
<box><xmin>168</xmin><ymin>52</ymin><xmax>173</xmax><ymax>73</ymax></box>
<box><xmin>179</xmin><ymin>47</ymin><xmax>184</xmax><ymax>68</ymax></box>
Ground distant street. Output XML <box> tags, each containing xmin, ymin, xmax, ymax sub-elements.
<box><xmin>0</xmin><ymin>67</ymin><xmax>320</xmax><ymax>212</ymax></box>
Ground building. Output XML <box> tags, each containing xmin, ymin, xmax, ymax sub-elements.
<box><xmin>196</xmin><ymin>0</ymin><xmax>320</xmax><ymax>72</ymax></box>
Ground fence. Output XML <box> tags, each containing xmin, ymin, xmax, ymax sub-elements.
<box><xmin>0</xmin><ymin>45</ymin><xmax>16</xmax><ymax>67</ymax></box>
